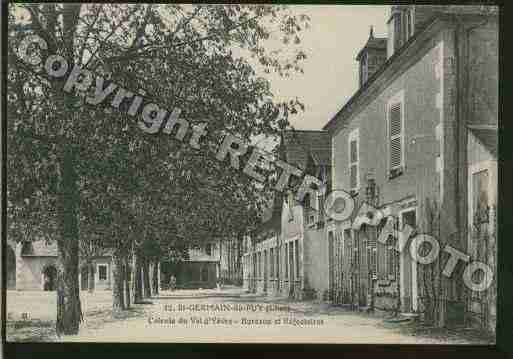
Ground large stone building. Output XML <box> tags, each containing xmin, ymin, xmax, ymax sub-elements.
<box><xmin>243</xmin><ymin>130</ymin><xmax>332</xmax><ymax>300</ymax></box>
<box><xmin>324</xmin><ymin>4</ymin><xmax>497</xmax><ymax>329</ymax></box>
<box><xmin>10</xmin><ymin>240</ymin><xmax>113</xmax><ymax>291</ymax></box>
<box><xmin>10</xmin><ymin>237</ymin><xmax>242</xmax><ymax>292</ymax></box>
<box><xmin>162</xmin><ymin>240</ymin><xmax>243</xmax><ymax>289</ymax></box>
<box><xmin>171</xmin><ymin>243</ymin><xmax>221</xmax><ymax>289</ymax></box>
<box><xmin>242</xmin><ymin>5</ymin><xmax>498</xmax><ymax>333</ymax></box>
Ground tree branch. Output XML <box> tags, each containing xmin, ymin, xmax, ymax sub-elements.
<box><xmin>102</xmin><ymin>13</ymin><xmax>262</xmax><ymax>66</ymax></box>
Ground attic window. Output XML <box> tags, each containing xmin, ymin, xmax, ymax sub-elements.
<box><xmin>405</xmin><ymin>8</ymin><xmax>414</xmax><ymax>41</ymax></box>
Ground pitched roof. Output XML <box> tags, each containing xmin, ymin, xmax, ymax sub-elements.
<box><xmin>282</xmin><ymin>130</ymin><xmax>331</xmax><ymax>170</ymax></box>
<box><xmin>324</xmin><ymin>8</ymin><xmax>498</xmax><ymax>134</ymax></box>
<box><xmin>255</xmin><ymin>192</ymin><xmax>283</xmax><ymax>238</ymax></box>
<box><xmin>20</xmin><ymin>240</ymin><xmax>113</xmax><ymax>258</ymax></box>
<box><xmin>21</xmin><ymin>241</ymin><xmax>58</xmax><ymax>257</ymax></box>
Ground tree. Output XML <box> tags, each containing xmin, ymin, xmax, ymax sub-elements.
<box><xmin>8</xmin><ymin>3</ymin><xmax>309</xmax><ymax>334</ymax></box>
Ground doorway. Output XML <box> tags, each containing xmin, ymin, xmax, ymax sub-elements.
<box><xmin>43</xmin><ymin>265</ymin><xmax>57</xmax><ymax>291</ymax></box>
<box><xmin>399</xmin><ymin>208</ymin><xmax>417</xmax><ymax>312</ymax></box>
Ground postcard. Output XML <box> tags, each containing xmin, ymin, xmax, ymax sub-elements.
<box><xmin>4</xmin><ymin>3</ymin><xmax>499</xmax><ymax>345</ymax></box>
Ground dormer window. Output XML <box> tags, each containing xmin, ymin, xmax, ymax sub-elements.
<box><xmin>405</xmin><ymin>8</ymin><xmax>415</xmax><ymax>41</ymax></box>
<box><xmin>387</xmin><ymin>6</ymin><xmax>415</xmax><ymax>58</ymax></box>
<box><xmin>357</xmin><ymin>27</ymin><xmax>387</xmax><ymax>87</ymax></box>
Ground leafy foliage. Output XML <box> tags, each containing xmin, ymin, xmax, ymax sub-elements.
<box><xmin>8</xmin><ymin>4</ymin><xmax>309</xmax><ymax>257</ymax></box>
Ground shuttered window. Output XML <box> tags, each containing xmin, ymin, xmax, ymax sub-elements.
<box><xmin>387</xmin><ymin>93</ymin><xmax>404</xmax><ymax>177</ymax></box>
<box><xmin>348</xmin><ymin>129</ymin><xmax>359</xmax><ymax>191</ymax></box>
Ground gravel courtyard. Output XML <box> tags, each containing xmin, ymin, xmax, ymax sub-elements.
<box><xmin>6</xmin><ymin>288</ymin><xmax>494</xmax><ymax>344</ymax></box>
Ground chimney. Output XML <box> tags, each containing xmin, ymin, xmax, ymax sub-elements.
<box><xmin>387</xmin><ymin>5</ymin><xmax>417</xmax><ymax>58</ymax></box>
<box><xmin>356</xmin><ymin>26</ymin><xmax>387</xmax><ymax>87</ymax></box>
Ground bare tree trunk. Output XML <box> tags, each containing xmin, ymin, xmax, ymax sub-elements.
<box><xmin>112</xmin><ymin>250</ymin><xmax>125</xmax><ymax>315</ymax></box>
<box><xmin>124</xmin><ymin>255</ymin><xmax>131</xmax><ymax>308</ymax></box>
<box><xmin>88</xmin><ymin>262</ymin><xmax>95</xmax><ymax>293</ymax></box>
<box><xmin>142</xmin><ymin>257</ymin><xmax>152</xmax><ymax>298</ymax></box>
<box><xmin>56</xmin><ymin>149</ymin><xmax>82</xmax><ymax>335</ymax></box>
<box><xmin>132</xmin><ymin>250</ymin><xmax>143</xmax><ymax>304</ymax></box>
<box><xmin>152</xmin><ymin>260</ymin><xmax>159</xmax><ymax>295</ymax></box>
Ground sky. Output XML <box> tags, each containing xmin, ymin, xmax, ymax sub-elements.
<box><xmin>261</xmin><ymin>5</ymin><xmax>389</xmax><ymax>132</ymax></box>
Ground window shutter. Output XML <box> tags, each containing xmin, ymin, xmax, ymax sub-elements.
<box><xmin>389</xmin><ymin>103</ymin><xmax>402</xmax><ymax>170</ymax></box>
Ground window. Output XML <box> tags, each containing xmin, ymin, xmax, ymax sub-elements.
<box><xmin>387</xmin><ymin>91</ymin><xmax>405</xmax><ymax>178</ymax></box>
<box><xmin>98</xmin><ymin>264</ymin><xmax>108</xmax><ymax>281</ymax></box>
<box><xmin>348</xmin><ymin>128</ymin><xmax>359</xmax><ymax>192</ymax></box>
<box><xmin>387</xmin><ymin>16</ymin><xmax>395</xmax><ymax>58</ymax></box>
<box><xmin>402</xmin><ymin>209</ymin><xmax>416</xmax><ymax>229</ymax></box>
<box><xmin>405</xmin><ymin>8</ymin><xmax>414</xmax><ymax>41</ymax></box>
<box><xmin>360</xmin><ymin>53</ymin><xmax>368</xmax><ymax>86</ymax></box>
<box><xmin>205</xmin><ymin>243</ymin><xmax>212</xmax><ymax>256</ymax></box>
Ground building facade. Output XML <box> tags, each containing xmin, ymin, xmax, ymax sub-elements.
<box><xmin>242</xmin><ymin>130</ymin><xmax>332</xmax><ymax>300</ymax></box>
<box><xmin>171</xmin><ymin>242</ymin><xmax>221</xmax><ymax>289</ymax></box>
<box><xmin>241</xmin><ymin>5</ymin><xmax>497</xmax><ymax>333</ymax></box>
<box><xmin>323</xmin><ymin>5</ymin><xmax>498</xmax><ymax>330</ymax></box>
<box><xmin>218</xmin><ymin>236</ymin><xmax>244</xmax><ymax>286</ymax></box>
<box><xmin>12</xmin><ymin>240</ymin><xmax>113</xmax><ymax>291</ymax></box>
